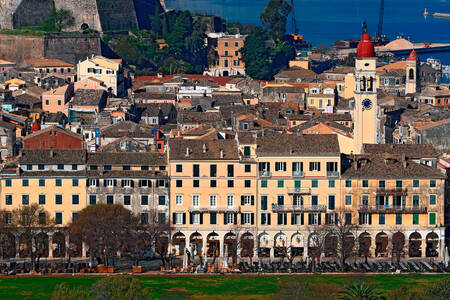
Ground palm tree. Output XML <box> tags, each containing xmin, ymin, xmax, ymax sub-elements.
<box><xmin>337</xmin><ymin>282</ymin><xmax>386</xmax><ymax>300</ymax></box>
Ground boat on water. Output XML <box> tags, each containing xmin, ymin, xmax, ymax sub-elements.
<box><xmin>433</xmin><ymin>12</ymin><xmax>450</xmax><ymax>19</ymax></box>
<box><xmin>423</xmin><ymin>8</ymin><xmax>430</xmax><ymax>17</ymax></box>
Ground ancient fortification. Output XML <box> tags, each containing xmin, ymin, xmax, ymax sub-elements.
<box><xmin>0</xmin><ymin>0</ymin><xmax>165</xmax><ymax>32</ymax></box>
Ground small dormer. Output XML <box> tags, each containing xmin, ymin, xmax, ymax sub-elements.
<box><xmin>202</xmin><ymin>143</ymin><xmax>208</xmax><ymax>153</ymax></box>
<box><xmin>185</xmin><ymin>147</ymin><xmax>192</xmax><ymax>157</ymax></box>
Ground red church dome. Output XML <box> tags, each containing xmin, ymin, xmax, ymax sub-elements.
<box><xmin>357</xmin><ymin>32</ymin><xmax>375</xmax><ymax>58</ymax></box>
<box><xmin>406</xmin><ymin>49</ymin><xmax>418</xmax><ymax>61</ymax></box>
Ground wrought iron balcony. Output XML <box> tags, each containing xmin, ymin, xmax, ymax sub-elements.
<box><xmin>259</xmin><ymin>171</ymin><xmax>271</xmax><ymax>177</ymax></box>
<box><xmin>357</xmin><ymin>205</ymin><xmax>427</xmax><ymax>214</ymax></box>
<box><xmin>272</xmin><ymin>204</ymin><xmax>326</xmax><ymax>212</ymax></box>
<box><xmin>287</xmin><ymin>187</ymin><xmax>311</xmax><ymax>194</ymax></box>
<box><xmin>292</xmin><ymin>171</ymin><xmax>304</xmax><ymax>177</ymax></box>
<box><xmin>327</xmin><ymin>171</ymin><xmax>339</xmax><ymax>178</ymax></box>
<box><xmin>188</xmin><ymin>206</ymin><xmax>240</xmax><ymax>213</ymax></box>
<box><xmin>376</xmin><ymin>187</ymin><xmax>408</xmax><ymax>195</ymax></box>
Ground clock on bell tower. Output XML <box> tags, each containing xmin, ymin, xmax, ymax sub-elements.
<box><xmin>354</xmin><ymin>27</ymin><xmax>377</xmax><ymax>154</ymax></box>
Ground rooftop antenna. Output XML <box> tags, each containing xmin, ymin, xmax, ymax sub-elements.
<box><xmin>290</xmin><ymin>0</ymin><xmax>299</xmax><ymax>34</ymax></box>
<box><xmin>377</xmin><ymin>0</ymin><xmax>385</xmax><ymax>38</ymax></box>
<box><xmin>362</xmin><ymin>20</ymin><xmax>367</xmax><ymax>34</ymax></box>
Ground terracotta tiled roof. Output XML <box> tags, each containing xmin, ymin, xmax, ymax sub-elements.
<box><xmin>19</xmin><ymin>149</ymin><xmax>86</xmax><ymax>164</ymax></box>
<box><xmin>87</xmin><ymin>152</ymin><xmax>166</xmax><ymax>165</ymax></box>
<box><xmin>26</xmin><ymin>58</ymin><xmax>73</xmax><ymax>68</ymax></box>
<box><xmin>363</xmin><ymin>143</ymin><xmax>439</xmax><ymax>158</ymax></box>
<box><xmin>168</xmin><ymin>139</ymin><xmax>238</xmax><ymax>160</ymax></box>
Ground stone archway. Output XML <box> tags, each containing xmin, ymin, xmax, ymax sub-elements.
<box><xmin>69</xmin><ymin>233</ymin><xmax>82</xmax><ymax>257</ymax></box>
<box><xmin>426</xmin><ymin>232</ymin><xmax>439</xmax><ymax>257</ymax></box>
<box><xmin>240</xmin><ymin>232</ymin><xmax>254</xmax><ymax>258</ymax></box>
<box><xmin>52</xmin><ymin>232</ymin><xmax>66</xmax><ymax>258</ymax></box>
<box><xmin>189</xmin><ymin>232</ymin><xmax>203</xmax><ymax>256</ymax></box>
<box><xmin>0</xmin><ymin>232</ymin><xmax>16</xmax><ymax>259</ymax></box>
<box><xmin>224</xmin><ymin>232</ymin><xmax>236</xmax><ymax>258</ymax></box>
<box><xmin>258</xmin><ymin>233</ymin><xmax>270</xmax><ymax>257</ymax></box>
<box><xmin>308</xmin><ymin>232</ymin><xmax>321</xmax><ymax>258</ymax></box>
<box><xmin>324</xmin><ymin>233</ymin><xmax>337</xmax><ymax>257</ymax></box>
<box><xmin>291</xmin><ymin>233</ymin><xmax>304</xmax><ymax>257</ymax></box>
<box><xmin>375</xmin><ymin>232</ymin><xmax>388</xmax><ymax>257</ymax></box>
<box><xmin>344</xmin><ymin>232</ymin><xmax>355</xmax><ymax>259</ymax></box>
<box><xmin>19</xmin><ymin>233</ymin><xmax>30</xmax><ymax>258</ymax></box>
<box><xmin>274</xmin><ymin>233</ymin><xmax>287</xmax><ymax>257</ymax></box>
<box><xmin>35</xmin><ymin>232</ymin><xmax>49</xmax><ymax>258</ymax></box>
<box><xmin>358</xmin><ymin>232</ymin><xmax>371</xmax><ymax>258</ymax></box>
<box><xmin>172</xmin><ymin>232</ymin><xmax>186</xmax><ymax>256</ymax></box>
<box><xmin>409</xmin><ymin>232</ymin><xmax>422</xmax><ymax>257</ymax></box>
<box><xmin>392</xmin><ymin>231</ymin><xmax>406</xmax><ymax>260</ymax></box>
<box><xmin>207</xmin><ymin>232</ymin><xmax>220</xmax><ymax>258</ymax></box>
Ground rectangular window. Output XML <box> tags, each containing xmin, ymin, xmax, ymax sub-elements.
<box><xmin>275</xmin><ymin>162</ymin><xmax>286</xmax><ymax>171</ymax></box>
<box><xmin>141</xmin><ymin>213</ymin><xmax>148</xmax><ymax>225</ymax></box>
<box><xmin>55</xmin><ymin>212</ymin><xmax>62</xmax><ymax>225</ymax></box>
<box><xmin>176</xmin><ymin>164</ymin><xmax>182</xmax><ymax>172</ymax></box>
<box><xmin>345</xmin><ymin>180</ymin><xmax>352</xmax><ymax>188</ymax></box>
<box><xmin>38</xmin><ymin>164</ymin><xmax>45</xmax><ymax>170</ymax></box>
<box><xmin>209</xmin><ymin>195</ymin><xmax>217</xmax><ymax>208</ymax></box>
<box><xmin>261</xmin><ymin>195</ymin><xmax>268</xmax><ymax>210</ymax></box>
<box><xmin>261</xmin><ymin>212</ymin><xmax>270</xmax><ymax>225</ymax></box>
<box><xmin>5</xmin><ymin>179</ymin><xmax>11</xmax><ymax>187</ymax></box>
<box><xmin>72</xmin><ymin>179</ymin><xmax>79</xmax><ymax>187</ymax></box>
<box><xmin>277</xmin><ymin>180</ymin><xmax>284</xmax><ymax>188</ymax></box>
<box><xmin>210</xmin><ymin>212</ymin><xmax>217</xmax><ymax>225</ymax></box>
<box><xmin>328</xmin><ymin>180</ymin><xmax>335</xmax><ymax>188</ymax></box>
<box><xmin>379</xmin><ymin>213</ymin><xmax>385</xmax><ymax>225</ymax></box>
<box><xmin>227</xmin><ymin>195</ymin><xmax>234</xmax><ymax>207</ymax></box>
<box><xmin>89</xmin><ymin>195</ymin><xmax>97</xmax><ymax>205</ymax></box>
<box><xmin>5</xmin><ymin>194</ymin><xmax>12</xmax><ymax>205</ymax></box>
<box><xmin>345</xmin><ymin>194</ymin><xmax>352</xmax><ymax>206</ymax></box>
<box><xmin>122</xmin><ymin>165</ymin><xmax>130</xmax><ymax>171</ymax></box>
<box><xmin>225</xmin><ymin>212</ymin><xmax>235</xmax><ymax>225</ymax></box>
<box><xmin>141</xmin><ymin>195</ymin><xmax>149</xmax><ymax>205</ymax></box>
<box><xmin>379</xmin><ymin>180</ymin><xmax>385</xmax><ymax>188</ymax></box>
<box><xmin>244</xmin><ymin>180</ymin><xmax>251</xmax><ymax>188</ymax></box>
<box><xmin>55</xmin><ymin>194</ymin><xmax>62</xmax><ymax>205</ymax></box>
<box><xmin>359</xmin><ymin>213</ymin><xmax>371</xmax><ymax>225</ymax></box>
<box><xmin>311</xmin><ymin>195</ymin><xmax>318</xmax><ymax>206</ymax></box>
<box><xmin>56</xmin><ymin>179</ymin><xmax>62</xmax><ymax>186</ymax></box>
<box><xmin>345</xmin><ymin>212</ymin><xmax>352</xmax><ymax>225</ymax></box>
<box><xmin>429</xmin><ymin>194</ymin><xmax>436</xmax><ymax>205</ymax></box>
<box><xmin>175</xmin><ymin>194</ymin><xmax>183</xmax><ymax>205</ymax></box>
<box><xmin>362</xmin><ymin>180</ymin><xmax>369</xmax><ymax>188</ymax></box>
<box><xmin>106</xmin><ymin>195</ymin><xmax>114</xmax><ymax>204</ymax></box>
<box><xmin>261</xmin><ymin>180</ymin><xmax>267</xmax><ymax>188</ymax></box>
<box><xmin>27</xmin><ymin>165</ymin><xmax>32</xmax><ymax>170</ymax></box>
<box><xmin>57</xmin><ymin>164</ymin><xmax>64</xmax><ymax>170</ymax></box>
<box><xmin>429</xmin><ymin>212</ymin><xmax>436</xmax><ymax>225</ymax></box>
<box><xmin>192</xmin><ymin>195</ymin><xmax>200</xmax><ymax>208</ymax></box>
<box><xmin>430</xmin><ymin>180</ymin><xmax>436</xmax><ymax>188</ymax></box>
<box><xmin>90</xmin><ymin>165</ymin><xmax>98</xmax><ymax>171</ymax></box>
<box><xmin>174</xmin><ymin>212</ymin><xmax>184</xmax><ymax>225</ymax></box>
<box><xmin>193</xmin><ymin>180</ymin><xmax>199</xmax><ymax>188</ymax></box>
<box><xmin>104</xmin><ymin>165</ymin><xmax>112</xmax><ymax>170</ymax></box>
<box><xmin>22</xmin><ymin>179</ymin><xmax>29</xmax><ymax>187</ymax></box>
<box><xmin>277</xmin><ymin>195</ymin><xmax>285</xmax><ymax>206</ymax></box>
<box><xmin>193</xmin><ymin>164</ymin><xmax>199</xmax><ymax>177</ymax></box>
<box><xmin>413</xmin><ymin>179</ymin><xmax>419</xmax><ymax>187</ymax></box>
<box><xmin>328</xmin><ymin>195</ymin><xmax>335</xmax><ymax>210</ymax></box>
<box><xmin>412</xmin><ymin>214</ymin><xmax>419</xmax><ymax>225</ymax></box>
<box><xmin>308</xmin><ymin>213</ymin><xmax>320</xmax><ymax>225</ymax></box>
<box><xmin>72</xmin><ymin>164</ymin><xmax>78</xmax><ymax>171</ymax></box>
<box><xmin>210</xmin><ymin>180</ymin><xmax>217</xmax><ymax>188</ymax></box>
<box><xmin>124</xmin><ymin>195</ymin><xmax>131</xmax><ymax>206</ymax></box>
<box><xmin>122</xmin><ymin>179</ymin><xmax>132</xmax><ymax>188</ymax></box>
<box><xmin>309</xmin><ymin>162</ymin><xmax>321</xmax><ymax>171</ymax></box>
<box><xmin>39</xmin><ymin>179</ymin><xmax>45</xmax><ymax>186</ymax></box>
<box><xmin>227</xmin><ymin>165</ymin><xmax>234</xmax><ymax>177</ymax></box>
<box><xmin>413</xmin><ymin>195</ymin><xmax>420</xmax><ymax>207</ymax></box>
<box><xmin>396</xmin><ymin>180</ymin><xmax>402</xmax><ymax>188</ymax></box>
<box><xmin>72</xmin><ymin>194</ymin><xmax>79</xmax><ymax>205</ymax></box>
<box><xmin>227</xmin><ymin>180</ymin><xmax>234</xmax><ymax>188</ymax></box>
<box><xmin>277</xmin><ymin>213</ymin><xmax>287</xmax><ymax>225</ymax></box>
<box><xmin>176</xmin><ymin>180</ymin><xmax>182</xmax><ymax>187</ymax></box>
<box><xmin>210</xmin><ymin>164</ymin><xmax>217</xmax><ymax>177</ymax></box>
<box><xmin>311</xmin><ymin>180</ymin><xmax>318</xmax><ymax>188</ymax></box>
<box><xmin>361</xmin><ymin>194</ymin><xmax>369</xmax><ymax>206</ymax></box>
<box><xmin>395</xmin><ymin>213</ymin><xmax>402</xmax><ymax>225</ymax></box>
<box><xmin>158</xmin><ymin>195</ymin><xmax>166</xmax><ymax>205</ymax></box>
<box><xmin>244</xmin><ymin>164</ymin><xmax>251</xmax><ymax>173</ymax></box>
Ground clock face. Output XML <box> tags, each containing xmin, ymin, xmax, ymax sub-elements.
<box><xmin>362</xmin><ymin>98</ymin><xmax>373</xmax><ymax>110</ymax></box>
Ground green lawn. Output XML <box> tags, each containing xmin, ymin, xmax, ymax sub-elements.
<box><xmin>0</xmin><ymin>274</ymin><xmax>448</xmax><ymax>300</ymax></box>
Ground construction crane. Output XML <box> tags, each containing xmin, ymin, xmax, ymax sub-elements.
<box><xmin>377</xmin><ymin>0</ymin><xmax>385</xmax><ymax>38</ymax></box>
<box><xmin>291</xmin><ymin>0</ymin><xmax>299</xmax><ymax>35</ymax></box>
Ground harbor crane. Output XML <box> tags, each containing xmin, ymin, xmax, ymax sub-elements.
<box><xmin>377</xmin><ymin>0</ymin><xmax>384</xmax><ymax>38</ymax></box>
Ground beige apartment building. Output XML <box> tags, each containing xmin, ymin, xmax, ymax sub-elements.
<box><xmin>77</xmin><ymin>56</ymin><xmax>125</xmax><ymax>97</ymax></box>
<box><xmin>206</xmin><ymin>33</ymin><xmax>246</xmax><ymax>77</ymax></box>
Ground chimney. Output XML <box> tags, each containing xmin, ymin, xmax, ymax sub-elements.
<box><xmin>402</xmin><ymin>153</ymin><xmax>407</xmax><ymax>168</ymax></box>
<box><xmin>50</xmin><ymin>150</ymin><xmax>55</xmax><ymax>157</ymax></box>
<box><xmin>185</xmin><ymin>147</ymin><xmax>191</xmax><ymax>157</ymax></box>
<box><xmin>219</xmin><ymin>148</ymin><xmax>224</xmax><ymax>158</ymax></box>
<box><xmin>202</xmin><ymin>143</ymin><xmax>207</xmax><ymax>153</ymax></box>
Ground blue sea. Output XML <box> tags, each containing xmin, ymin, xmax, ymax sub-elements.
<box><xmin>166</xmin><ymin>0</ymin><xmax>450</xmax><ymax>65</ymax></box>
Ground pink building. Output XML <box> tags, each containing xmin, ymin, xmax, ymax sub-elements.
<box><xmin>74</xmin><ymin>77</ymin><xmax>108</xmax><ymax>92</ymax></box>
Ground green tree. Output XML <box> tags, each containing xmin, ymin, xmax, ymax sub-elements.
<box><xmin>240</xmin><ymin>27</ymin><xmax>273</xmax><ymax>80</ymax></box>
<box><xmin>337</xmin><ymin>281</ymin><xmax>386</xmax><ymax>300</ymax></box>
<box><xmin>42</xmin><ymin>9</ymin><xmax>75</xmax><ymax>32</ymax></box>
<box><xmin>166</xmin><ymin>11</ymin><xmax>193</xmax><ymax>56</ymax></box>
<box><xmin>424</xmin><ymin>277</ymin><xmax>450</xmax><ymax>300</ymax></box>
<box><xmin>158</xmin><ymin>56</ymin><xmax>193</xmax><ymax>74</ymax></box>
<box><xmin>260</xmin><ymin>0</ymin><xmax>292</xmax><ymax>39</ymax></box>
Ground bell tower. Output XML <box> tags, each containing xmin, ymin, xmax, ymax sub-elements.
<box><xmin>406</xmin><ymin>50</ymin><xmax>419</xmax><ymax>94</ymax></box>
<box><xmin>354</xmin><ymin>27</ymin><xmax>377</xmax><ymax>154</ymax></box>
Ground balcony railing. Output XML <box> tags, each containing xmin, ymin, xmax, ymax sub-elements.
<box><xmin>188</xmin><ymin>206</ymin><xmax>240</xmax><ymax>213</ymax></box>
<box><xmin>357</xmin><ymin>205</ymin><xmax>427</xmax><ymax>214</ymax></box>
<box><xmin>259</xmin><ymin>171</ymin><xmax>271</xmax><ymax>177</ymax></box>
<box><xmin>292</xmin><ymin>171</ymin><xmax>304</xmax><ymax>177</ymax></box>
<box><xmin>376</xmin><ymin>187</ymin><xmax>408</xmax><ymax>195</ymax></box>
<box><xmin>272</xmin><ymin>204</ymin><xmax>326</xmax><ymax>212</ymax></box>
<box><xmin>327</xmin><ymin>171</ymin><xmax>339</xmax><ymax>178</ymax></box>
<box><xmin>287</xmin><ymin>187</ymin><xmax>311</xmax><ymax>194</ymax></box>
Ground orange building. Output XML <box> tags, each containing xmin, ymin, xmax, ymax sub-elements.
<box><xmin>207</xmin><ymin>33</ymin><xmax>246</xmax><ymax>77</ymax></box>
<box><xmin>42</xmin><ymin>84</ymin><xmax>74</xmax><ymax>114</ymax></box>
